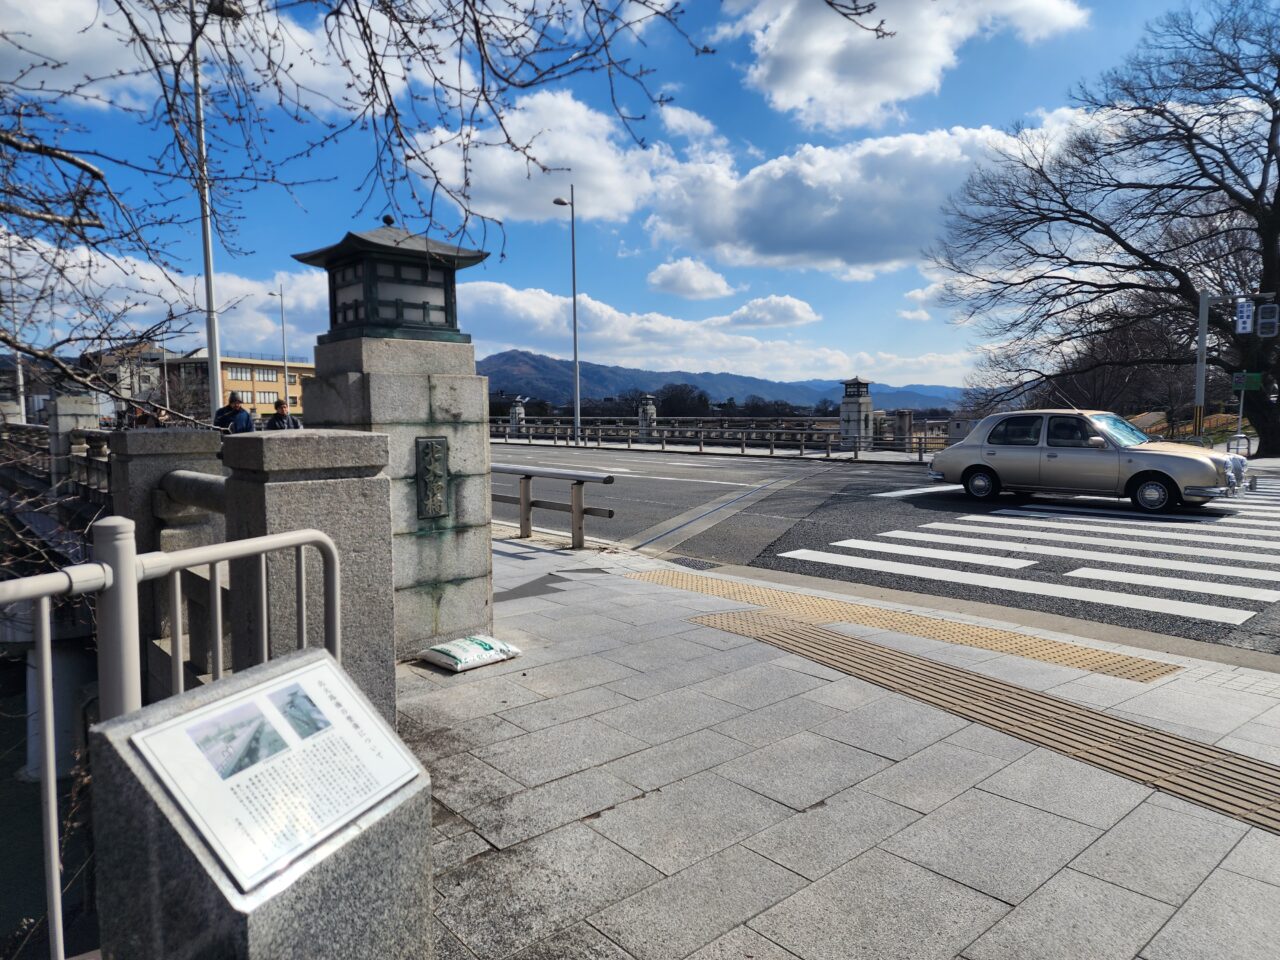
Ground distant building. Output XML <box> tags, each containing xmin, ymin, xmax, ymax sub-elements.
<box><xmin>165</xmin><ymin>350</ymin><xmax>316</xmax><ymax>420</ymax></box>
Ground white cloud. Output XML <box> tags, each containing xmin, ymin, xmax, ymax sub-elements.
<box><xmin>459</xmin><ymin>280</ymin><xmax>972</xmax><ymax>383</ymax></box>
<box><xmin>660</xmin><ymin>105</ymin><xmax>718</xmax><ymax>142</ymax></box>
<box><xmin>710</xmin><ymin>295</ymin><xmax>819</xmax><ymax>328</ymax></box>
<box><xmin>428</xmin><ymin>90</ymin><xmax>669</xmax><ymax>223</ymax></box>
<box><xmin>648</xmin><ymin>125</ymin><xmax>1014</xmax><ymax>279</ymax></box>
<box><xmin>647</xmin><ymin>258</ymin><xmax>737</xmax><ymax>299</ymax></box>
<box><xmin>718</xmin><ymin>0</ymin><xmax>1089</xmax><ymax>130</ymax></box>
<box><xmin>897</xmin><ymin>308</ymin><xmax>931</xmax><ymax>322</ymax></box>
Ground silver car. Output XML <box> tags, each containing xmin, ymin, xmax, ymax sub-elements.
<box><xmin>928</xmin><ymin>409</ymin><xmax>1246</xmax><ymax>512</ymax></box>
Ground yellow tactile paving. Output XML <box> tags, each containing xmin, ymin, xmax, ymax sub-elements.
<box><xmin>630</xmin><ymin>569</ymin><xmax>1181</xmax><ymax>682</ymax></box>
<box><xmin>684</xmin><ymin>608</ymin><xmax>1280</xmax><ymax>834</ymax></box>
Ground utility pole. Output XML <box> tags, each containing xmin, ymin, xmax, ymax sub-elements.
<box><xmin>553</xmin><ymin>186</ymin><xmax>580</xmax><ymax>443</ymax></box>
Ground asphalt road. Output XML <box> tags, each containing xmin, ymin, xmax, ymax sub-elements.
<box><xmin>491</xmin><ymin>443</ymin><xmax>1280</xmax><ymax>647</ymax></box>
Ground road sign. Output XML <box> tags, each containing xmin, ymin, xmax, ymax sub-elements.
<box><xmin>1237</xmin><ymin>300</ymin><xmax>1256</xmax><ymax>334</ymax></box>
<box><xmin>1259</xmin><ymin>303</ymin><xmax>1280</xmax><ymax>338</ymax></box>
<box><xmin>1232</xmin><ymin>372</ymin><xmax>1263</xmax><ymax>391</ymax></box>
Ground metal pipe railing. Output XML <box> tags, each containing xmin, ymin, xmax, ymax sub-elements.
<box><xmin>492</xmin><ymin>463</ymin><xmax>615</xmax><ymax>548</ymax></box>
<box><xmin>0</xmin><ymin>518</ymin><xmax>342</xmax><ymax>960</ymax></box>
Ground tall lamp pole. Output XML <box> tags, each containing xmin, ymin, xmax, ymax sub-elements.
<box><xmin>553</xmin><ymin>187</ymin><xmax>580</xmax><ymax>443</ymax></box>
<box><xmin>189</xmin><ymin>0</ymin><xmax>244</xmax><ymax>419</ymax></box>
<box><xmin>267</xmin><ymin>285</ymin><xmax>291</xmax><ymax>427</ymax></box>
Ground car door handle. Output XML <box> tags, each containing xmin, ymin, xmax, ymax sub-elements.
<box><xmin>985</xmin><ymin>451</ymin><xmax>996</xmax><ymax>456</ymax></box>
<box><xmin>1046</xmin><ymin>453</ymin><xmax>1058</xmax><ymax>458</ymax></box>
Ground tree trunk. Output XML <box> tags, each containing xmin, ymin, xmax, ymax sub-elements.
<box><xmin>1247</xmin><ymin>392</ymin><xmax>1280</xmax><ymax>457</ymax></box>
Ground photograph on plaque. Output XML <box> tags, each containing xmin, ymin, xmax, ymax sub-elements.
<box><xmin>130</xmin><ymin>658</ymin><xmax>419</xmax><ymax>892</ymax></box>
<box><xmin>268</xmin><ymin>684</ymin><xmax>331</xmax><ymax>740</ymax></box>
<box><xmin>188</xmin><ymin>703</ymin><xmax>288</xmax><ymax>781</ymax></box>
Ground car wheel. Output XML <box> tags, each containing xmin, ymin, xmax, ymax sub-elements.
<box><xmin>1131</xmin><ymin>476</ymin><xmax>1177</xmax><ymax>513</ymax></box>
<box><xmin>964</xmin><ymin>467</ymin><xmax>1001</xmax><ymax>500</ymax></box>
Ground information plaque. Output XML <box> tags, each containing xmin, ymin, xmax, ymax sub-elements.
<box><xmin>131</xmin><ymin>657</ymin><xmax>419</xmax><ymax>893</ymax></box>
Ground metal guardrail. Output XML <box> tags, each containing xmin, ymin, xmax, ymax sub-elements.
<box><xmin>0</xmin><ymin>517</ymin><xmax>341</xmax><ymax>960</ymax></box>
<box><xmin>492</xmin><ymin>463</ymin><xmax>615</xmax><ymax>548</ymax></box>
<box><xmin>492</xmin><ymin>423</ymin><xmax>948</xmax><ymax>460</ymax></box>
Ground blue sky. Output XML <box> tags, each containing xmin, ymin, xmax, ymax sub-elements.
<box><xmin>16</xmin><ymin>0</ymin><xmax>1179</xmax><ymax>386</ymax></box>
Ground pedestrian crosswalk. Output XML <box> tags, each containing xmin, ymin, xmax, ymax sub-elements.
<box><xmin>778</xmin><ymin>476</ymin><xmax>1280</xmax><ymax>631</ymax></box>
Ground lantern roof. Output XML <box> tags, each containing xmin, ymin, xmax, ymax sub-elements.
<box><xmin>293</xmin><ymin>226</ymin><xmax>488</xmax><ymax>270</ymax></box>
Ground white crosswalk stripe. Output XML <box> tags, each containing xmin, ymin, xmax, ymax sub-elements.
<box><xmin>876</xmin><ymin>530</ymin><xmax>1280</xmax><ymax>581</ymax></box>
<box><xmin>777</xmin><ymin>549</ymin><xmax>1255</xmax><ymax>624</ymax></box>
<box><xmin>1062</xmin><ymin>567</ymin><xmax>1280</xmax><ymax>602</ymax></box>
<box><xmin>964</xmin><ymin>512</ymin><xmax>1280</xmax><ymax>551</ymax></box>
<box><xmin>773</xmin><ymin>482</ymin><xmax>1280</xmax><ymax>631</ymax></box>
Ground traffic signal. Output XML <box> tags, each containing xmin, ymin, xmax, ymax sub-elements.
<box><xmin>1259</xmin><ymin>303</ymin><xmax>1280</xmax><ymax>338</ymax></box>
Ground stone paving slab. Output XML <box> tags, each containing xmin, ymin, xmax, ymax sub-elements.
<box><xmin>589</xmin><ymin>845</ymin><xmax>807</xmax><ymax>960</ymax></box>
<box><xmin>411</xmin><ymin>540</ymin><xmax>1280</xmax><ymax>960</ymax></box>
<box><xmin>589</xmin><ymin>771</ymin><xmax>792</xmax><ymax>875</ymax></box>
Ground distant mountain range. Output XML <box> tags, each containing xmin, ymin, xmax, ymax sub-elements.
<box><xmin>477</xmin><ymin>350</ymin><xmax>964</xmax><ymax>410</ymax></box>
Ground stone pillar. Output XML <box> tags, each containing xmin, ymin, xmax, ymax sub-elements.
<box><xmin>895</xmin><ymin>409</ymin><xmax>913</xmax><ymax>446</ymax></box>
<box><xmin>223</xmin><ymin>430</ymin><xmax>396</xmax><ymax>721</ymax></box>
<box><xmin>46</xmin><ymin>394</ymin><xmax>97</xmax><ymax>489</ymax></box>
<box><xmin>508</xmin><ymin>397</ymin><xmax>526</xmax><ymax>433</ymax></box>
<box><xmin>110</xmin><ymin>430</ymin><xmax>225</xmax><ymax>646</ymax></box>
<box><xmin>638</xmin><ymin>394</ymin><xmax>657</xmax><ymax>440</ymax></box>
<box><xmin>839</xmin><ymin>378</ymin><xmax>874</xmax><ymax>449</ymax></box>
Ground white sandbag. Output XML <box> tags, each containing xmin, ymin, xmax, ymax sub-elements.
<box><xmin>416</xmin><ymin>635</ymin><xmax>521</xmax><ymax>673</ymax></box>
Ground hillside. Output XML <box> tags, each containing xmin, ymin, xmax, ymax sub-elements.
<box><xmin>477</xmin><ymin>350</ymin><xmax>963</xmax><ymax>410</ymax></box>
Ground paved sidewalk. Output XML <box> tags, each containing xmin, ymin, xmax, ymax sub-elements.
<box><xmin>402</xmin><ymin>537</ymin><xmax>1280</xmax><ymax>960</ymax></box>
<box><xmin>491</xmin><ymin>436</ymin><xmax>932</xmax><ymax>466</ymax></box>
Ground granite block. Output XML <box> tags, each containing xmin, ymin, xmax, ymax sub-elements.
<box><xmin>964</xmin><ymin>869</ymin><xmax>1172</xmax><ymax>960</ymax></box>
<box><xmin>711</xmin><ymin>696</ymin><xmax>843</xmax><ymax>748</ymax></box>
<box><xmin>506</xmin><ymin>923</ymin><xmax>637</xmax><ymax>960</ymax></box>
<box><xmin>467</xmin><ymin>768</ymin><xmax>640</xmax><ymax>848</ymax></box>
<box><xmin>601</xmin><ymin>635</ymin><xmax>725</xmax><ymax>673</ymax></box>
<box><xmin>430</xmin><ymin>752</ymin><xmax>523</xmax><ymax>812</ymax></box>
<box><xmin>589</xmin><ymin>845</ymin><xmax>807</xmax><ymax>960</ymax></box>
<box><xmin>595</xmin><ymin>688</ymin><xmax>746</xmax><ymax>745</ymax></box>
<box><xmin>398</xmin><ymin>713</ymin><xmax>525</xmax><ymax>764</ymax></box>
<box><xmin>602</xmin><ymin>729</ymin><xmax>752</xmax><ymax>791</ymax></box>
<box><xmin>397</xmin><ymin>676</ymin><xmax>543</xmax><ymax>728</ymax></box>
<box><xmin>800</xmin><ymin>675</ymin><xmax>890</xmax><ymax>711</ymax></box>
<box><xmin>979</xmin><ymin>748</ymin><xmax>1151</xmax><ymax>829</ymax></box>
<box><xmin>498</xmin><ymin>686</ymin><xmax>634</xmax><ymax>732</ymax></box>
<box><xmin>393</xmin><ymin>525</ymin><xmax>493</xmax><ymax>590</ymax></box>
<box><xmin>473</xmin><ymin>718</ymin><xmax>647</xmax><ymax>786</ymax></box>
<box><xmin>428</xmin><ymin>375</ymin><xmax>488</xmax><ymax>424</ymax></box>
<box><xmin>1142</xmin><ymin>869</ymin><xmax>1280</xmax><ymax>960</ymax></box>
<box><xmin>857</xmin><ymin>742</ymin><xmax>1010</xmax><ymax>813</ymax></box>
<box><xmin>750</xmin><ymin>848</ymin><xmax>1007</xmax><ymax>960</ymax></box>
<box><xmin>693</xmin><ymin>664</ymin><xmax>827</xmax><ymax>710</ymax></box>
<box><xmin>881</xmin><ymin>790</ymin><xmax>1099</xmax><ymax>904</ymax></box>
<box><xmin>589</xmin><ymin>771</ymin><xmax>792</xmax><ymax>875</ymax></box>
<box><xmin>742</xmin><ymin>788</ymin><xmax>919</xmax><ymax>881</ymax></box>
<box><xmin>1069</xmin><ymin>801</ymin><xmax>1246</xmax><ymax>905</ymax></box>
<box><xmin>1221</xmin><ymin>828</ymin><xmax>1280</xmax><ymax>886</ymax></box>
<box><xmin>433</xmin><ymin>831</ymin><xmax>492</xmax><ymax>877</ymax></box>
<box><xmin>813</xmin><ymin>694</ymin><xmax>968</xmax><ymax>761</ymax></box>
<box><xmin>685</xmin><ymin>927</ymin><xmax>800</xmax><ymax>960</ymax></box>
<box><xmin>714</xmin><ymin>732</ymin><xmax>891</xmax><ymax>810</ymax></box>
<box><xmin>511</xmin><ymin>656</ymin><xmax>638</xmax><ymax>698</ymax></box>
<box><xmin>435</xmin><ymin>823</ymin><xmax>658</xmax><ymax>960</ymax></box>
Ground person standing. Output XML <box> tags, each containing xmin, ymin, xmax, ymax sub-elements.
<box><xmin>264</xmin><ymin>398</ymin><xmax>301</xmax><ymax>430</ymax></box>
<box><xmin>214</xmin><ymin>392</ymin><xmax>255</xmax><ymax>433</ymax></box>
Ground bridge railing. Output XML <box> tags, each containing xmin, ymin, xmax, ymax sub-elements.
<box><xmin>492</xmin><ymin>463</ymin><xmax>615</xmax><ymax>548</ymax></box>
<box><xmin>0</xmin><ymin>517</ymin><xmax>341</xmax><ymax>960</ymax></box>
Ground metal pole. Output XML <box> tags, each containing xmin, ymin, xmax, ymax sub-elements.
<box><xmin>190</xmin><ymin>0</ymin><xmax>223</xmax><ymax>421</ymax></box>
<box><xmin>1194</xmin><ymin>290</ymin><xmax>1209</xmax><ymax>437</ymax></box>
<box><xmin>278</xmin><ymin>284</ymin><xmax>290</xmax><ymax>426</ymax></box>
<box><xmin>1237</xmin><ymin>388</ymin><xmax>1246</xmax><ymax>436</ymax></box>
<box><xmin>569</xmin><ymin>184</ymin><xmax>580</xmax><ymax>445</ymax></box>
<box><xmin>35</xmin><ymin>596</ymin><xmax>65</xmax><ymax>960</ymax></box>
<box><xmin>94</xmin><ymin>517</ymin><xmax>142</xmax><ymax>720</ymax></box>
<box><xmin>570</xmin><ymin>481</ymin><xmax>585</xmax><ymax>549</ymax></box>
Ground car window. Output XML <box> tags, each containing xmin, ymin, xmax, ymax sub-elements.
<box><xmin>1046</xmin><ymin>416</ymin><xmax>1101</xmax><ymax>448</ymax></box>
<box><xmin>986</xmin><ymin>415</ymin><xmax>1043</xmax><ymax>446</ymax></box>
<box><xmin>1090</xmin><ymin>413</ymin><xmax>1150</xmax><ymax>448</ymax></box>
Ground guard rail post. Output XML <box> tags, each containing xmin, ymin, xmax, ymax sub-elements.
<box><xmin>826</xmin><ymin>434</ymin><xmax>832</xmax><ymax>458</ymax></box>
<box><xmin>94</xmin><ymin>516</ymin><xmax>143</xmax><ymax>721</ymax></box>
<box><xmin>570</xmin><ymin>482</ymin><xmax>586</xmax><ymax>548</ymax></box>
<box><xmin>519</xmin><ymin>475</ymin><xmax>533</xmax><ymax>538</ymax></box>
<box><xmin>799</xmin><ymin>434</ymin><xmax>805</xmax><ymax>457</ymax></box>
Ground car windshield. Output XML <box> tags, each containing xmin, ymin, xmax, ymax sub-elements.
<box><xmin>1090</xmin><ymin>413</ymin><xmax>1150</xmax><ymax>448</ymax></box>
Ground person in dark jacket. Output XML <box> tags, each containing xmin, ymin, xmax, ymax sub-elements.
<box><xmin>264</xmin><ymin>398</ymin><xmax>301</xmax><ymax>431</ymax></box>
<box><xmin>213</xmin><ymin>392</ymin><xmax>255</xmax><ymax>433</ymax></box>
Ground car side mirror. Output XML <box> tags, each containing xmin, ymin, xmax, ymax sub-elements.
<box><xmin>1087</xmin><ymin>436</ymin><xmax>1107</xmax><ymax>448</ymax></box>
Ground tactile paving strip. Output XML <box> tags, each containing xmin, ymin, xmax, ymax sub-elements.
<box><xmin>688</xmin><ymin>609</ymin><xmax>1280</xmax><ymax>832</ymax></box>
<box><xmin>630</xmin><ymin>570</ymin><xmax>1181</xmax><ymax>682</ymax></box>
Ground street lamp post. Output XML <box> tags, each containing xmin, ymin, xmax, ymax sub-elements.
<box><xmin>267</xmin><ymin>285</ymin><xmax>292</xmax><ymax>427</ymax></box>
<box><xmin>189</xmin><ymin>0</ymin><xmax>244</xmax><ymax>420</ymax></box>
<box><xmin>553</xmin><ymin>187</ymin><xmax>580</xmax><ymax>444</ymax></box>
